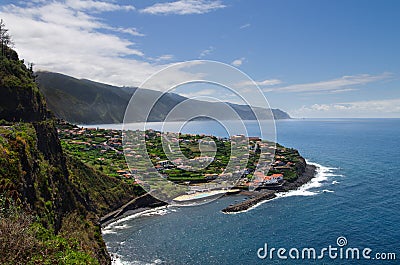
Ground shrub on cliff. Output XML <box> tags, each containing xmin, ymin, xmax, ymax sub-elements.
<box><xmin>0</xmin><ymin>196</ymin><xmax>98</xmax><ymax>265</ymax></box>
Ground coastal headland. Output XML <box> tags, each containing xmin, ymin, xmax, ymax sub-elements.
<box><xmin>221</xmin><ymin>163</ymin><xmax>316</xmax><ymax>213</ymax></box>
<box><xmin>56</xmin><ymin>121</ymin><xmax>317</xmax><ymax>224</ymax></box>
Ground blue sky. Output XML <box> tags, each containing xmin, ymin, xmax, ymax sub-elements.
<box><xmin>1</xmin><ymin>0</ymin><xmax>399</xmax><ymax>117</ymax></box>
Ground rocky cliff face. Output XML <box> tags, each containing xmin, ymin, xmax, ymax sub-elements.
<box><xmin>0</xmin><ymin>48</ymin><xmax>139</xmax><ymax>264</ymax></box>
<box><xmin>0</xmin><ymin>50</ymin><xmax>75</xmax><ymax>231</ymax></box>
<box><xmin>0</xmin><ymin>122</ymin><xmax>112</xmax><ymax>264</ymax></box>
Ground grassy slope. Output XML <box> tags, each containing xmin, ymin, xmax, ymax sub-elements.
<box><xmin>0</xmin><ymin>121</ymin><xmax>144</xmax><ymax>264</ymax></box>
<box><xmin>36</xmin><ymin>72</ymin><xmax>130</xmax><ymax>124</ymax></box>
<box><xmin>0</xmin><ymin>49</ymin><xmax>141</xmax><ymax>264</ymax></box>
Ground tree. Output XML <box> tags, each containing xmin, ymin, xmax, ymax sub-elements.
<box><xmin>0</xmin><ymin>19</ymin><xmax>13</xmax><ymax>57</ymax></box>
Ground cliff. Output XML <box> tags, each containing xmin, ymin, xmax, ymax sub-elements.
<box><xmin>0</xmin><ymin>48</ymin><xmax>140</xmax><ymax>264</ymax></box>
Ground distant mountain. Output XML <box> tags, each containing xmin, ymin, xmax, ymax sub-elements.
<box><xmin>35</xmin><ymin>71</ymin><xmax>291</xmax><ymax>124</ymax></box>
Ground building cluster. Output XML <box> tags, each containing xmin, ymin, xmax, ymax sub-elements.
<box><xmin>58</xmin><ymin>126</ymin><xmax>123</xmax><ymax>154</ymax></box>
<box><xmin>58</xmin><ymin>124</ymin><xmax>300</xmax><ymax>189</ymax></box>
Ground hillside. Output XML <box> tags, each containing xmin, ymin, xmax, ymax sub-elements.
<box><xmin>36</xmin><ymin>71</ymin><xmax>291</xmax><ymax>124</ymax></box>
<box><xmin>0</xmin><ymin>49</ymin><xmax>49</xmax><ymax>122</ymax></box>
<box><xmin>0</xmin><ymin>46</ymin><xmax>141</xmax><ymax>264</ymax></box>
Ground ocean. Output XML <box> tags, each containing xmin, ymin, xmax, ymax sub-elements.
<box><xmin>101</xmin><ymin>118</ymin><xmax>400</xmax><ymax>264</ymax></box>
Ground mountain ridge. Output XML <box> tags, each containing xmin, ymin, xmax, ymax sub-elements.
<box><xmin>35</xmin><ymin>71</ymin><xmax>291</xmax><ymax>124</ymax></box>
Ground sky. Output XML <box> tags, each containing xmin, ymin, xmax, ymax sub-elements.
<box><xmin>0</xmin><ymin>0</ymin><xmax>399</xmax><ymax>118</ymax></box>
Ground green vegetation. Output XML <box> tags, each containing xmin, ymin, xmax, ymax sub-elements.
<box><xmin>0</xmin><ymin>43</ymin><xmax>48</xmax><ymax>122</ymax></box>
<box><xmin>35</xmin><ymin>71</ymin><xmax>291</xmax><ymax>125</ymax></box>
<box><xmin>35</xmin><ymin>72</ymin><xmax>132</xmax><ymax>124</ymax></box>
<box><xmin>66</xmin><ymin>154</ymin><xmax>145</xmax><ymax>213</ymax></box>
<box><xmin>0</xmin><ymin>21</ymin><xmax>298</xmax><ymax>264</ymax></box>
<box><xmin>58</xmin><ymin>123</ymin><xmax>128</xmax><ymax>179</ymax></box>
<box><xmin>58</xmin><ymin>122</ymin><xmax>304</xmax><ymax>189</ymax></box>
<box><xmin>0</xmin><ymin>123</ymin><xmax>104</xmax><ymax>264</ymax></box>
<box><xmin>0</xmin><ymin>196</ymin><xmax>98</xmax><ymax>265</ymax></box>
<box><xmin>0</xmin><ymin>26</ymin><xmax>141</xmax><ymax>264</ymax></box>
<box><xmin>0</xmin><ymin>121</ymin><xmax>142</xmax><ymax>264</ymax></box>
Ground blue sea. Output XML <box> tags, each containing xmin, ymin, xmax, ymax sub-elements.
<box><xmin>101</xmin><ymin>119</ymin><xmax>400</xmax><ymax>264</ymax></box>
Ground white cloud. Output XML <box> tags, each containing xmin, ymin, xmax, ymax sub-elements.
<box><xmin>328</xmin><ymin>88</ymin><xmax>359</xmax><ymax>94</ymax></box>
<box><xmin>140</xmin><ymin>0</ymin><xmax>226</xmax><ymax>15</ymax></box>
<box><xmin>236</xmin><ymin>78</ymin><xmax>282</xmax><ymax>88</ymax></box>
<box><xmin>293</xmin><ymin>98</ymin><xmax>400</xmax><ymax>118</ymax></box>
<box><xmin>239</xmin><ymin>23</ymin><xmax>250</xmax><ymax>29</ymax></box>
<box><xmin>147</xmin><ymin>54</ymin><xmax>175</xmax><ymax>63</ymax></box>
<box><xmin>65</xmin><ymin>0</ymin><xmax>135</xmax><ymax>12</ymax></box>
<box><xmin>264</xmin><ymin>73</ymin><xmax>391</xmax><ymax>93</ymax></box>
<box><xmin>254</xmin><ymin>79</ymin><xmax>282</xmax><ymax>86</ymax></box>
<box><xmin>231</xmin><ymin>57</ymin><xmax>245</xmax><ymax>67</ymax></box>
<box><xmin>0</xmin><ymin>1</ymin><xmax>167</xmax><ymax>87</ymax></box>
<box><xmin>199</xmin><ymin>46</ymin><xmax>215</xmax><ymax>58</ymax></box>
<box><xmin>306</xmin><ymin>104</ymin><xmax>332</xmax><ymax>111</ymax></box>
<box><xmin>179</xmin><ymin>88</ymin><xmax>217</xmax><ymax>98</ymax></box>
<box><xmin>337</xmin><ymin>98</ymin><xmax>400</xmax><ymax>112</ymax></box>
<box><xmin>111</xmin><ymin>27</ymin><xmax>144</xmax><ymax>37</ymax></box>
<box><xmin>129</xmin><ymin>61</ymin><xmax>208</xmax><ymax>92</ymax></box>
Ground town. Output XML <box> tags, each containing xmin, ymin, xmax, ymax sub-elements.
<box><xmin>57</xmin><ymin>120</ymin><xmax>304</xmax><ymax>198</ymax></box>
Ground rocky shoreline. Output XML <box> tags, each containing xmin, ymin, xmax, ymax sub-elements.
<box><xmin>221</xmin><ymin>163</ymin><xmax>317</xmax><ymax>213</ymax></box>
<box><xmin>100</xmin><ymin>163</ymin><xmax>317</xmax><ymax>225</ymax></box>
<box><xmin>100</xmin><ymin>193</ymin><xmax>167</xmax><ymax>227</ymax></box>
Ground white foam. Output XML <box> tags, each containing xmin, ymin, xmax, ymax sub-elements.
<box><xmin>110</xmin><ymin>254</ymin><xmax>130</xmax><ymax>265</ymax></box>
<box><xmin>276</xmin><ymin>161</ymin><xmax>337</xmax><ymax>198</ymax></box>
<box><xmin>110</xmin><ymin>255</ymin><xmax>165</xmax><ymax>265</ymax></box>
<box><xmin>102</xmin><ymin>229</ymin><xmax>117</xmax><ymax>235</ymax></box>
<box><xmin>224</xmin><ymin>161</ymin><xmax>340</xmax><ymax>214</ymax></box>
<box><xmin>141</xmin><ymin>209</ymin><xmax>169</xmax><ymax>217</ymax></box>
<box><xmin>113</xmin><ymin>224</ymin><xmax>131</xmax><ymax>230</ymax></box>
<box><xmin>324</xmin><ymin>173</ymin><xmax>342</xmax><ymax>177</ymax></box>
<box><xmin>102</xmin><ymin>206</ymin><xmax>174</xmax><ymax>233</ymax></box>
